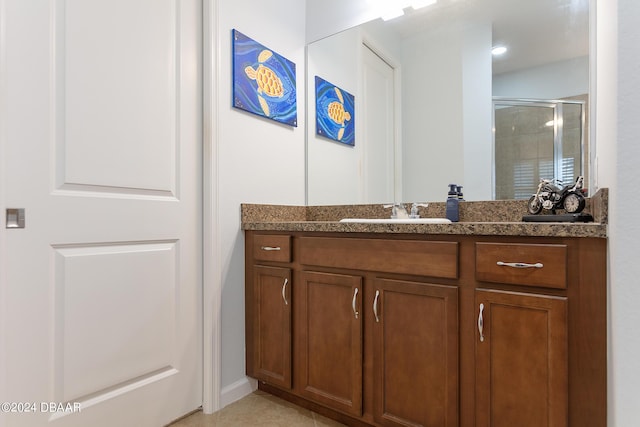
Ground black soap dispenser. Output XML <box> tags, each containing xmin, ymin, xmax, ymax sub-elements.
<box><xmin>446</xmin><ymin>183</ymin><xmax>459</xmax><ymax>222</ymax></box>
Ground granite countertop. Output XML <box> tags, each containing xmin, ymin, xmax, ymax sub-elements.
<box><xmin>241</xmin><ymin>189</ymin><xmax>608</xmax><ymax>239</ymax></box>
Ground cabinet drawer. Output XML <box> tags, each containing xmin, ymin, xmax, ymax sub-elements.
<box><xmin>253</xmin><ymin>234</ymin><xmax>292</xmax><ymax>262</ymax></box>
<box><xmin>299</xmin><ymin>237</ymin><xmax>458</xmax><ymax>279</ymax></box>
<box><xmin>475</xmin><ymin>242</ymin><xmax>567</xmax><ymax>289</ymax></box>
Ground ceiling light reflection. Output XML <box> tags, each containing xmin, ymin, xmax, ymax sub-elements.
<box><xmin>491</xmin><ymin>46</ymin><xmax>508</xmax><ymax>55</ymax></box>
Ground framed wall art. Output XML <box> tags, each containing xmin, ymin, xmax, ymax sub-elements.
<box><xmin>232</xmin><ymin>29</ymin><xmax>297</xmax><ymax>127</ymax></box>
<box><xmin>315</xmin><ymin>76</ymin><xmax>355</xmax><ymax>145</ymax></box>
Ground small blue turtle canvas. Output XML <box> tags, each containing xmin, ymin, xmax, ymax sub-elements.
<box><xmin>232</xmin><ymin>29</ymin><xmax>297</xmax><ymax>127</ymax></box>
<box><xmin>315</xmin><ymin>76</ymin><xmax>355</xmax><ymax>145</ymax></box>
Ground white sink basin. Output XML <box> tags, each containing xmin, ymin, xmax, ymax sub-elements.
<box><xmin>339</xmin><ymin>218</ymin><xmax>452</xmax><ymax>224</ymax></box>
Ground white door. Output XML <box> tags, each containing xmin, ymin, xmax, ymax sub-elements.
<box><xmin>361</xmin><ymin>44</ymin><xmax>396</xmax><ymax>203</ymax></box>
<box><xmin>0</xmin><ymin>1</ymin><xmax>202</xmax><ymax>426</ymax></box>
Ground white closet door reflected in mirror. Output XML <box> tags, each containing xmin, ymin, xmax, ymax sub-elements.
<box><xmin>362</xmin><ymin>44</ymin><xmax>396</xmax><ymax>204</ymax></box>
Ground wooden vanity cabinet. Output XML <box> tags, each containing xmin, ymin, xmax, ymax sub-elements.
<box><xmin>475</xmin><ymin>289</ymin><xmax>568</xmax><ymax>427</ymax></box>
<box><xmin>245</xmin><ymin>231</ymin><xmax>607</xmax><ymax>427</ymax></box>
<box><xmin>285</xmin><ymin>234</ymin><xmax>460</xmax><ymax>426</ymax></box>
<box><xmin>296</xmin><ymin>271</ymin><xmax>363</xmax><ymax>417</ymax></box>
<box><xmin>372</xmin><ymin>278</ymin><xmax>459</xmax><ymax>427</ymax></box>
<box><xmin>245</xmin><ymin>234</ymin><xmax>293</xmax><ymax>389</ymax></box>
<box><xmin>473</xmin><ymin>239</ymin><xmax>606</xmax><ymax>427</ymax></box>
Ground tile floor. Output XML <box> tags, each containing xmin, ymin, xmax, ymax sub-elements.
<box><xmin>167</xmin><ymin>390</ymin><xmax>346</xmax><ymax>427</ymax></box>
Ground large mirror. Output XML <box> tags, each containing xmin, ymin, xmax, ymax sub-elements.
<box><xmin>306</xmin><ymin>0</ymin><xmax>590</xmax><ymax>205</ymax></box>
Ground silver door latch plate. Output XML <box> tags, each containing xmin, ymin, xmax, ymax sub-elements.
<box><xmin>6</xmin><ymin>208</ymin><xmax>25</xmax><ymax>228</ymax></box>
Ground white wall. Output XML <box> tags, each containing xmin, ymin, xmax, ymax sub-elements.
<box><xmin>462</xmin><ymin>23</ymin><xmax>493</xmax><ymax>201</ymax></box>
<box><xmin>597</xmin><ymin>0</ymin><xmax>640</xmax><ymax>425</ymax></box>
<box><xmin>217</xmin><ymin>0</ymin><xmax>306</xmax><ymax>404</ymax></box>
<box><xmin>401</xmin><ymin>28</ymin><xmax>462</xmax><ymax>202</ymax></box>
<box><xmin>401</xmin><ymin>22</ymin><xmax>493</xmax><ymax>202</ymax></box>
<box><xmin>493</xmin><ymin>56</ymin><xmax>590</xmax><ymax>99</ymax></box>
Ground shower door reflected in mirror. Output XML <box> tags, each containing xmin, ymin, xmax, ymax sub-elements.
<box><xmin>493</xmin><ymin>99</ymin><xmax>586</xmax><ymax>200</ymax></box>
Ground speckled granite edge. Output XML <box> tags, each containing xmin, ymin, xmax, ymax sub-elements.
<box><xmin>242</xmin><ymin>220</ymin><xmax>607</xmax><ymax>238</ymax></box>
<box><xmin>240</xmin><ymin>188</ymin><xmax>608</xmax><ymax>238</ymax></box>
<box><xmin>241</xmin><ymin>204</ymin><xmax>307</xmax><ymax>223</ymax></box>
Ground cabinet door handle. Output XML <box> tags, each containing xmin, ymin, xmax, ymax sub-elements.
<box><xmin>282</xmin><ymin>278</ymin><xmax>288</xmax><ymax>305</ymax></box>
<box><xmin>261</xmin><ymin>246</ymin><xmax>281</xmax><ymax>251</ymax></box>
<box><xmin>373</xmin><ymin>290</ymin><xmax>380</xmax><ymax>323</ymax></box>
<box><xmin>352</xmin><ymin>287</ymin><xmax>359</xmax><ymax>319</ymax></box>
<box><xmin>497</xmin><ymin>261</ymin><xmax>543</xmax><ymax>269</ymax></box>
<box><xmin>478</xmin><ymin>303</ymin><xmax>485</xmax><ymax>342</ymax></box>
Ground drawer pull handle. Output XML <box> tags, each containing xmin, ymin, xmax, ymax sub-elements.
<box><xmin>373</xmin><ymin>290</ymin><xmax>380</xmax><ymax>323</ymax></box>
<box><xmin>478</xmin><ymin>303</ymin><xmax>485</xmax><ymax>342</ymax></box>
<box><xmin>352</xmin><ymin>288</ymin><xmax>359</xmax><ymax>319</ymax></box>
<box><xmin>282</xmin><ymin>278</ymin><xmax>288</xmax><ymax>305</ymax></box>
<box><xmin>261</xmin><ymin>246</ymin><xmax>281</xmax><ymax>251</ymax></box>
<box><xmin>497</xmin><ymin>261</ymin><xmax>543</xmax><ymax>269</ymax></box>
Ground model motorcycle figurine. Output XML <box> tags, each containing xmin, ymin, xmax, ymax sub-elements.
<box><xmin>527</xmin><ymin>176</ymin><xmax>586</xmax><ymax>214</ymax></box>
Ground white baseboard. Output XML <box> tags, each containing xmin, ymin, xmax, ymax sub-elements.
<box><xmin>220</xmin><ymin>377</ymin><xmax>258</xmax><ymax>409</ymax></box>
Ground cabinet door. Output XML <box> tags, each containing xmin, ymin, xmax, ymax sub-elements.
<box><xmin>475</xmin><ymin>289</ymin><xmax>568</xmax><ymax>427</ymax></box>
<box><xmin>373</xmin><ymin>278</ymin><xmax>459</xmax><ymax>427</ymax></box>
<box><xmin>297</xmin><ymin>271</ymin><xmax>363</xmax><ymax>416</ymax></box>
<box><xmin>250</xmin><ymin>265</ymin><xmax>292</xmax><ymax>388</ymax></box>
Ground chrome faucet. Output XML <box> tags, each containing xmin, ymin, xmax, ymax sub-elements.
<box><xmin>410</xmin><ymin>203</ymin><xmax>429</xmax><ymax>218</ymax></box>
<box><xmin>383</xmin><ymin>203</ymin><xmax>409</xmax><ymax>219</ymax></box>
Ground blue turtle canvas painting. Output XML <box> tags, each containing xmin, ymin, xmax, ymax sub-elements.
<box><xmin>315</xmin><ymin>76</ymin><xmax>355</xmax><ymax>145</ymax></box>
<box><xmin>232</xmin><ymin>29</ymin><xmax>297</xmax><ymax>127</ymax></box>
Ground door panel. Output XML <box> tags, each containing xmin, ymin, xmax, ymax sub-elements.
<box><xmin>59</xmin><ymin>0</ymin><xmax>179</xmax><ymax>193</ymax></box>
<box><xmin>362</xmin><ymin>44</ymin><xmax>396</xmax><ymax>203</ymax></box>
<box><xmin>53</xmin><ymin>242</ymin><xmax>178</xmax><ymax>402</ymax></box>
<box><xmin>373</xmin><ymin>278</ymin><xmax>458</xmax><ymax>427</ymax></box>
<box><xmin>252</xmin><ymin>266</ymin><xmax>292</xmax><ymax>388</ymax></box>
<box><xmin>1</xmin><ymin>1</ymin><xmax>202</xmax><ymax>425</ymax></box>
<box><xmin>475</xmin><ymin>289</ymin><xmax>568</xmax><ymax>427</ymax></box>
<box><xmin>297</xmin><ymin>271</ymin><xmax>363</xmax><ymax>416</ymax></box>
